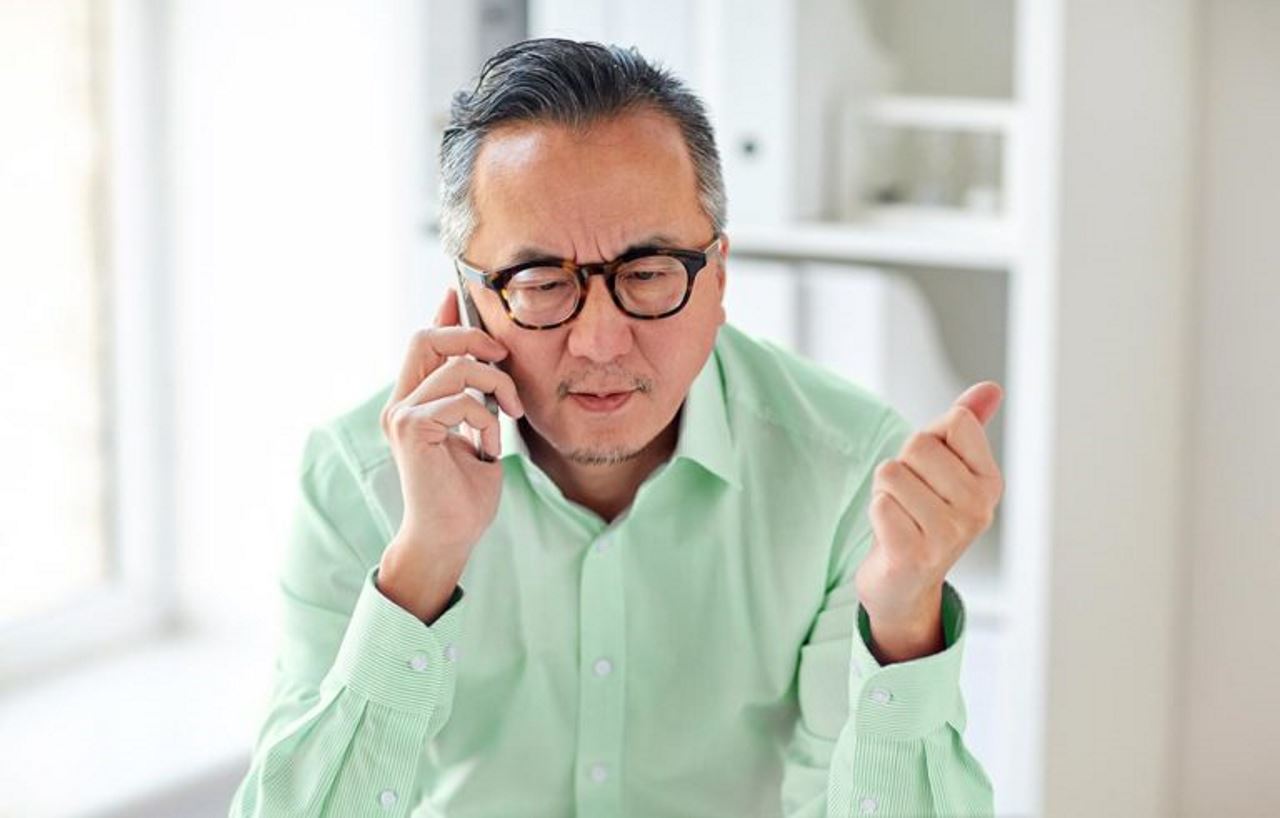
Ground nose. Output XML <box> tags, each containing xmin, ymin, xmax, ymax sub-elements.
<box><xmin>565</xmin><ymin>275</ymin><xmax>634</xmax><ymax>363</ymax></box>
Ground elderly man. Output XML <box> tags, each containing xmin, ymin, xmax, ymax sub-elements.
<box><xmin>231</xmin><ymin>38</ymin><xmax>1002</xmax><ymax>818</ymax></box>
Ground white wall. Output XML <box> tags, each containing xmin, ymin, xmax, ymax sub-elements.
<box><xmin>1177</xmin><ymin>2</ymin><xmax>1280</xmax><ymax>815</ymax></box>
<box><xmin>168</xmin><ymin>0</ymin><xmax>431</xmax><ymax>638</ymax></box>
<box><xmin>1042</xmin><ymin>2</ymin><xmax>1198</xmax><ymax>816</ymax></box>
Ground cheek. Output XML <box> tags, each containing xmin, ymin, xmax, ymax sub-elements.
<box><xmin>501</xmin><ymin>340</ymin><xmax>563</xmax><ymax>405</ymax></box>
<box><xmin>637</xmin><ymin>322</ymin><xmax>715</xmax><ymax>394</ymax></box>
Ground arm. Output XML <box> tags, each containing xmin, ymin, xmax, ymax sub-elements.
<box><xmin>780</xmin><ymin>411</ymin><xmax>995</xmax><ymax>818</ymax></box>
<box><xmin>228</xmin><ymin>426</ymin><xmax>468</xmax><ymax>817</ymax></box>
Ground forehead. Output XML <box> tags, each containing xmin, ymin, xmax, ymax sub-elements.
<box><xmin>468</xmin><ymin>107</ymin><xmax>707</xmax><ymax>262</ymax></box>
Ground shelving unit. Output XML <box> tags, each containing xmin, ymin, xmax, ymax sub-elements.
<box><xmin>689</xmin><ymin>0</ymin><xmax>1035</xmax><ymax>811</ymax></box>
<box><xmin>457</xmin><ymin>2</ymin><xmax>1199</xmax><ymax>815</ymax></box>
<box><xmin>729</xmin><ymin>221</ymin><xmax>1015</xmax><ymax>272</ymax></box>
<box><xmin>862</xmin><ymin>95</ymin><xmax>1019</xmax><ymax>131</ymax></box>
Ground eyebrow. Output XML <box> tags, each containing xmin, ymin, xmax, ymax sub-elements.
<box><xmin>498</xmin><ymin>233</ymin><xmax>683</xmax><ymax>268</ymax></box>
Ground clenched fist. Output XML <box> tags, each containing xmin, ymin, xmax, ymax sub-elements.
<box><xmin>855</xmin><ymin>381</ymin><xmax>1005</xmax><ymax>663</ymax></box>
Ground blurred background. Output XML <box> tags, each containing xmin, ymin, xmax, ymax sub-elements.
<box><xmin>0</xmin><ymin>1</ymin><xmax>1276</xmax><ymax>816</ymax></box>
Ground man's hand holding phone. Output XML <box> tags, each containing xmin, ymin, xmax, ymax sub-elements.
<box><xmin>375</xmin><ymin>287</ymin><xmax>525</xmax><ymax>623</ymax></box>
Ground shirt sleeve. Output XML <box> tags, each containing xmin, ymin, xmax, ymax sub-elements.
<box><xmin>228</xmin><ymin>426</ymin><xmax>469</xmax><ymax>818</ymax></box>
<box><xmin>780</xmin><ymin>408</ymin><xmax>995</xmax><ymax>817</ymax></box>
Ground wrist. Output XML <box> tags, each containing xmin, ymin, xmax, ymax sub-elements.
<box><xmin>377</xmin><ymin>540</ymin><xmax>467</xmax><ymax>624</ymax></box>
<box><xmin>864</xmin><ymin>585</ymin><xmax>945</xmax><ymax>664</ymax></box>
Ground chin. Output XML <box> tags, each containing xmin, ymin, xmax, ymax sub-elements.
<box><xmin>565</xmin><ymin>445</ymin><xmax>646</xmax><ymax>467</ymax></box>
<box><xmin>560</xmin><ymin>429</ymin><xmax>650</xmax><ymax>464</ymax></box>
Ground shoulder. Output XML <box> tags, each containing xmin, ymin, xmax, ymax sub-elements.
<box><xmin>299</xmin><ymin>380</ymin><xmax>396</xmax><ymax>482</ymax></box>
<box><xmin>714</xmin><ymin>322</ymin><xmax>909</xmax><ymax>464</ymax></box>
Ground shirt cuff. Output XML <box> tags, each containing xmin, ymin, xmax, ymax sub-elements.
<box><xmin>327</xmin><ymin>564</ymin><xmax>468</xmax><ymax>721</ymax></box>
<box><xmin>847</xmin><ymin>579</ymin><xmax>967</xmax><ymax>739</ymax></box>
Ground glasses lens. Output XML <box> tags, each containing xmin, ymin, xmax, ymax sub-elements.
<box><xmin>615</xmin><ymin>255</ymin><xmax>689</xmax><ymax>316</ymax></box>
<box><xmin>505</xmin><ymin>266</ymin><xmax>580</xmax><ymax>327</ymax></box>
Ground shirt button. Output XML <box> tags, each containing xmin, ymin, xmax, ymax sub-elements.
<box><xmin>594</xmin><ymin>538</ymin><xmax>609</xmax><ymax>552</ymax></box>
<box><xmin>870</xmin><ymin>687</ymin><xmax>893</xmax><ymax>705</ymax></box>
<box><xmin>443</xmin><ymin>643</ymin><xmax>459</xmax><ymax>663</ymax></box>
<box><xmin>593</xmin><ymin>658</ymin><xmax>613</xmax><ymax>677</ymax></box>
<box><xmin>379</xmin><ymin>788</ymin><xmax>398</xmax><ymax>808</ymax></box>
<box><xmin>859</xmin><ymin>796</ymin><xmax>878</xmax><ymax>814</ymax></box>
<box><xmin>408</xmin><ymin>654</ymin><xmax>429</xmax><ymax>672</ymax></box>
<box><xmin>589</xmin><ymin>762</ymin><xmax>608</xmax><ymax>783</ymax></box>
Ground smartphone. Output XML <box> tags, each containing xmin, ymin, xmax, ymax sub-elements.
<box><xmin>454</xmin><ymin>273</ymin><xmax>502</xmax><ymax>462</ymax></box>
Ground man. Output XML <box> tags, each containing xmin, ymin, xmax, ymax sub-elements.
<box><xmin>230</xmin><ymin>38</ymin><xmax>1002</xmax><ymax>818</ymax></box>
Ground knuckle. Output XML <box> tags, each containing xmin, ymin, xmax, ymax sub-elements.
<box><xmin>389</xmin><ymin>403</ymin><xmax>413</xmax><ymax>433</ymax></box>
<box><xmin>410</xmin><ymin>327</ymin><xmax>436</xmax><ymax>351</ymax></box>
<box><xmin>900</xmin><ymin>435</ymin><xmax>921</xmax><ymax>459</ymax></box>
<box><xmin>903</xmin><ymin>433</ymin><xmax>933</xmax><ymax>460</ymax></box>
<box><xmin>379</xmin><ymin>403</ymin><xmax>396</xmax><ymax>434</ymax></box>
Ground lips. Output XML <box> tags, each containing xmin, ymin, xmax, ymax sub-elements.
<box><xmin>569</xmin><ymin>390</ymin><xmax>634</xmax><ymax>413</ymax></box>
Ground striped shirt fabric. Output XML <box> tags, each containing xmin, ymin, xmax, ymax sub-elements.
<box><xmin>228</xmin><ymin>321</ymin><xmax>994</xmax><ymax>817</ymax></box>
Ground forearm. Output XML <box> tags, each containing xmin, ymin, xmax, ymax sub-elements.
<box><xmin>231</xmin><ymin>564</ymin><xmax>468</xmax><ymax>817</ymax></box>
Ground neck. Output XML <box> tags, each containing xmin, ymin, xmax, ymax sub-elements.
<box><xmin>521</xmin><ymin>408</ymin><xmax>682</xmax><ymax>524</ymax></box>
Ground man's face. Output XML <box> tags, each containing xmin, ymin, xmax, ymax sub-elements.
<box><xmin>463</xmin><ymin>107</ymin><xmax>727</xmax><ymax>465</ymax></box>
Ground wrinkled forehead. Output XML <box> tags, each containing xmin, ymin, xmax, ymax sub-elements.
<box><xmin>467</xmin><ymin>109</ymin><xmax>707</xmax><ymax>266</ymax></box>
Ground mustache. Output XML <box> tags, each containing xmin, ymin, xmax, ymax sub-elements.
<box><xmin>557</xmin><ymin>368</ymin><xmax>654</xmax><ymax>398</ymax></box>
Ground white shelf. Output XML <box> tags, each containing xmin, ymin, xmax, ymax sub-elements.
<box><xmin>729</xmin><ymin>221</ymin><xmax>1015</xmax><ymax>271</ymax></box>
<box><xmin>861</xmin><ymin>94</ymin><xmax>1021</xmax><ymax>133</ymax></box>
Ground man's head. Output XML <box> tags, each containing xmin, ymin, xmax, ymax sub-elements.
<box><xmin>440</xmin><ymin>38</ymin><xmax>730</xmax><ymax>467</ymax></box>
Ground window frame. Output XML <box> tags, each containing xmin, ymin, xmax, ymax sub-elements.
<box><xmin>0</xmin><ymin>0</ymin><xmax>178</xmax><ymax>686</ymax></box>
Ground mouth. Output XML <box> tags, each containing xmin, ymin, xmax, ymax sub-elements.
<box><xmin>568</xmin><ymin>390</ymin><xmax>635</xmax><ymax>413</ymax></box>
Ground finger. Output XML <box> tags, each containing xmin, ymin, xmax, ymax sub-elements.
<box><xmin>388</xmin><ymin>325</ymin><xmax>509</xmax><ymax>407</ymax></box>
<box><xmin>899</xmin><ymin>432</ymin><xmax>983</xmax><ymax>508</ymax></box>
<box><xmin>953</xmin><ymin>380</ymin><xmax>1003</xmax><ymax>427</ymax></box>
<box><xmin>434</xmin><ymin>286</ymin><xmax>459</xmax><ymax>327</ymax></box>
<box><xmin>869</xmin><ymin>489</ymin><xmax>924</xmax><ymax>551</ymax></box>
<box><xmin>478</xmin><ymin>415</ymin><xmax>500</xmax><ymax>460</ymax></box>
<box><xmin>393</xmin><ymin>393</ymin><xmax>501</xmax><ymax>457</ymax></box>
<box><xmin>402</xmin><ymin>356</ymin><xmax>525</xmax><ymax>419</ymax></box>
<box><xmin>874</xmin><ymin>458</ymin><xmax>952</xmax><ymax>542</ymax></box>
<box><xmin>923</xmin><ymin>405</ymin><xmax>1000</xmax><ymax>478</ymax></box>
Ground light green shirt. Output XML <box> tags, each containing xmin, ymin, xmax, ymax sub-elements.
<box><xmin>229</xmin><ymin>322</ymin><xmax>993</xmax><ymax>818</ymax></box>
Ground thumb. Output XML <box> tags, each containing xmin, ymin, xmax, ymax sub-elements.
<box><xmin>954</xmin><ymin>380</ymin><xmax>1004</xmax><ymax>427</ymax></box>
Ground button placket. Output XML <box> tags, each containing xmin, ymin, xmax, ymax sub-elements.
<box><xmin>573</xmin><ymin>528</ymin><xmax>626</xmax><ymax>816</ymax></box>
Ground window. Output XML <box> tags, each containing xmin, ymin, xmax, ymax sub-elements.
<box><xmin>0</xmin><ymin>1</ymin><xmax>113</xmax><ymax>627</ymax></box>
<box><xmin>1</xmin><ymin>0</ymin><xmax>173</xmax><ymax>683</ymax></box>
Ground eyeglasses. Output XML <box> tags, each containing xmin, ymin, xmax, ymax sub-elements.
<box><xmin>454</xmin><ymin>234</ymin><xmax>721</xmax><ymax>330</ymax></box>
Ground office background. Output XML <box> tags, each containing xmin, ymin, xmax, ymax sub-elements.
<box><xmin>1</xmin><ymin>1</ymin><xmax>1276</xmax><ymax>816</ymax></box>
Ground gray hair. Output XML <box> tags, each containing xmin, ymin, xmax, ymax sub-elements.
<box><xmin>438</xmin><ymin>37</ymin><xmax>727</xmax><ymax>259</ymax></box>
